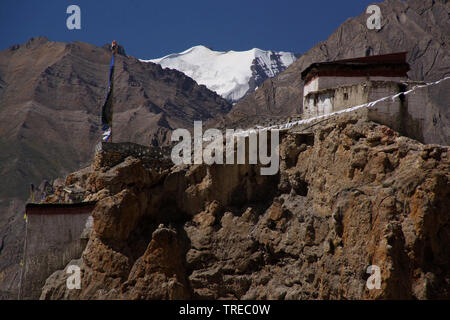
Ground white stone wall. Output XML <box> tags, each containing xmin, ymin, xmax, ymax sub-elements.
<box><xmin>405</xmin><ymin>83</ymin><xmax>427</xmax><ymax>123</ymax></box>
<box><xmin>304</xmin><ymin>76</ymin><xmax>405</xmax><ymax>97</ymax></box>
<box><xmin>302</xmin><ymin>79</ymin><xmax>428</xmax><ymax>142</ymax></box>
<box><xmin>303</xmin><ymin>77</ymin><xmax>319</xmax><ymax>97</ymax></box>
<box><xmin>303</xmin><ymin>76</ymin><xmax>405</xmax><ymax>117</ymax></box>
<box><xmin>304</xmin><ymin>82</ymin><xmax>374</xmax><ymax>118</ymax></box>
<box><xmin>303</xmin><ymin>91</ymin><xmax>334</xmax><ymax>118</ymax></box>
<box><xmin>332</xmin><ymin>83</ymin><xmax>371</xmax><ymax>111</ymax></box>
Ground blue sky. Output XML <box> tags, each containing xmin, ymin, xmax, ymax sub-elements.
<box><xmin>0</xmin><ymin>0</ymin><xmax>376</xmax><ymax>58</ymax></box>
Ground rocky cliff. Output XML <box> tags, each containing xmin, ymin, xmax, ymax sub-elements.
<box><xmin>228</xmin><ymin>0</ymin><xmax>450</xmax><ymax>145</ymax></box>
<box><xmin>40</xmin><ymin>113</ymin><xmax>449</xmax><ymax>299</ymax></box>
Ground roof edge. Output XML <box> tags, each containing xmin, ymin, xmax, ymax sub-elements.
<box><xmin>301</xmin><ymin>52</ymin><xmax>409</xmax><ymax>81</ymax></box>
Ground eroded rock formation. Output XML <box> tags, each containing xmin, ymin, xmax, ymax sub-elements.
<box><xmin>40</xmin><ymin>114</ymin><xmax>449</xmax><ymax>299</ymax></box>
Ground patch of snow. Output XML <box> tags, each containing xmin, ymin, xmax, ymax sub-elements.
<box><xmin>141</xmin><ymin>46</ymin><xmax>297</xmax><ymax>103</ymax></box>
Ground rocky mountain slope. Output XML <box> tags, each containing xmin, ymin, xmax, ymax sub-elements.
<box><xmin>143</xmin><ymin>46</ymin><xmax>297</xmax><ymax>103</ymax></box>
<box><xmin>228</xmin><ymin>0</ymin><xmax>450</xmax><ymax>145</ymax></box>
<box><xmin>0</xmin><ymin>37</ymin><xmax>231</xmax><ymax>298</ymax></box>
<box><xmin>0</xmin><ymin>37</ymin><xmax>230</xmax><ymax>202</ymax></box>
<box><xmin>40</xmin><ymin>113</ymin><xmax>449</xmax><ymax>299</ymax></box>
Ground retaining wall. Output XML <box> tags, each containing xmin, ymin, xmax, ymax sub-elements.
<box><xmin>20</xmin><ymin>203</ymin><xmax>95</xmax><ymax>299</ymax></box>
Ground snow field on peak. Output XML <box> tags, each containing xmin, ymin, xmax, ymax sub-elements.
<box><xmin>141</xmin><ymin>46</ymin><xmax>296</xmax><ymax>102</ymax></box>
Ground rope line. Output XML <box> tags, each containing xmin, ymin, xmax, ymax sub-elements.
<box><xmin>234</xmin><ymin>76</ymin><xmax>450</xmax><ymax>136</ymax></box>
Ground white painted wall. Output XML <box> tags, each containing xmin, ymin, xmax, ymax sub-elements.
<box><xmin>304</xmin><ymin>76</ymin><xmax>405</xmax><ymax>98</ymax></box>
<box><xmin>302</xmin><ymin>77</ymin><xmax>429</xmax><ymax>143</ymax></box>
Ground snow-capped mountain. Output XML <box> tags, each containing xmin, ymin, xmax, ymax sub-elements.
<box><xmin>141</xmin><ymin>46</ymin><xmax>297</xmax><ymax>103</ymax></box>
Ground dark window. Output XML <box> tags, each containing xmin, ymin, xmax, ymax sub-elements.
<box><xmin>343</xmin><ymin>92</ymin><xmax>348</xmax><ymax>100</ymax></box>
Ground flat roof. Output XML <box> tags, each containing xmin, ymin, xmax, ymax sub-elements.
<box><xmin>26</xmin><ymin>201</ymin><xmax>97</xmax><ymax>215</ymax></box>
<box><xmin>301</xmin><ymin>52</ymin><xmax>410</xmax><ymax>83</ymax></box>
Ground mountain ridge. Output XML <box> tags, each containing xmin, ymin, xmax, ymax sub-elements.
<box><xmin>143</xmin><ymin>45</ymin><xmax>297</xmax><ymax>103</ymax></box>
<box><xmin>0</xmin><ymin>37</ymin><xmax>231</xmax><ymax>201</ymax></box>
